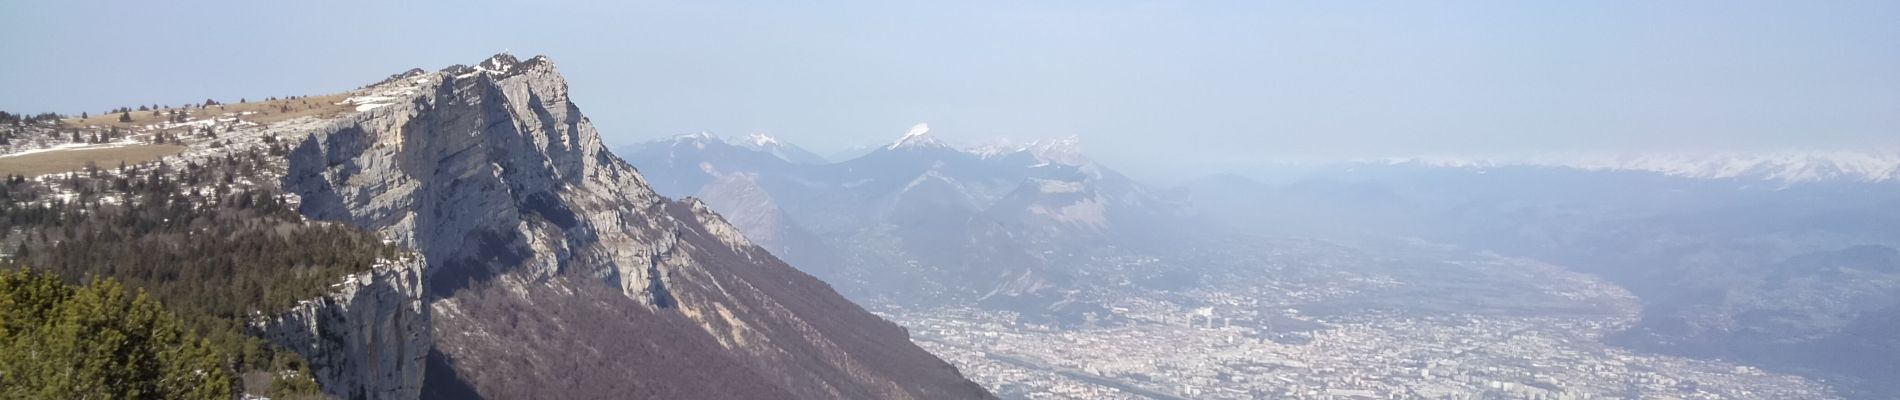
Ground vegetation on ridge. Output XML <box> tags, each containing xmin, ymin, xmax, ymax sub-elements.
<box><xmin>0</xmin><ymin>269</ymin><xmax>231</xmax><ymax>400</ymax></box>
<box><xmin>0</xmin><ymin>146</ymin><xmax>401</xmax><ymax>397</ymax></box>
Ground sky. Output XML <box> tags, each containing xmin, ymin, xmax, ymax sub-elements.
<box><xmin>2</xmin><ymin>1</ymin><xmax>1896</xmax><ymax>178</ymax></box>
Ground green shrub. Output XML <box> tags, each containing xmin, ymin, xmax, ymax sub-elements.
<box><xmin>0</xmin><ymin>269</ymin><xmax>232</xmax><ymax>399</ymax></box>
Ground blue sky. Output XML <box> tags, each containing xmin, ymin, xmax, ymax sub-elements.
<box><xmin>2</xmin><ymin>1</ymin><xmax>1895</xmax><ymax>177</ymax></box>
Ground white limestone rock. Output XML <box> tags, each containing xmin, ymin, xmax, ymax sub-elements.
<box><xmin>250</xmin><ymin>257</ymin><xmax>430</xmax><ymax>400</ymax></box>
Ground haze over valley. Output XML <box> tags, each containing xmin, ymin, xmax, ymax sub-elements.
<box><xmin>623</xmin><ymin>127</ymin><xmax>1900</xmax><ymax>399</ymax></box>
<box><xmin>2</xmin><ymin>1</ymin><xmax>1896</xmax><ymax>399</ymax></box>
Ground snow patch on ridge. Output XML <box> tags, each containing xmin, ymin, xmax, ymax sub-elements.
<box><xmin>1376</xmin><ymin>151</ymin><xmax>1900</xmax><ymax>184</ymax></box>
<box><xmin>747</xmin><ymin>132</ymin><xmax>779</xmax><ymax>147</ymax></box>
<box><xmin>888</xmin><ymin>123</ymin><xmax>941</xmax><ymax>150</ymax></box>
<box><xmin>970</xmin><ymin>135</ymin><xmax>1088</xmax><ymax>166</ymax></box>
<box><xmin>1023</xmin><ymin>135</ymin><xmax>1085</xmax><ymax>166</ymax></box>
<box><xmin>1029</xmin><ymin>197</ymin><xmax>1109</xmax><ymax>231</ymax></box>
<box><xmin>1035</xmin><ymin>179</ymin><xmax>1085</xmax><ymax>193</ymax></box>
<box><xmin>0</xmin><ymin>141</ymin><xmax>141</xmax><ymax>159</ymax></box>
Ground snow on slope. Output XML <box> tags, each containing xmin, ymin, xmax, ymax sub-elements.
<box><xmin>1379</xmin><ymin>151</ymin><xmax>1900</xmax><ymax>184</ymax></box>
<box><xmin>887</xmin><ymin>123</ymin><xmax>943</xmax><ymax>150</ymax></box>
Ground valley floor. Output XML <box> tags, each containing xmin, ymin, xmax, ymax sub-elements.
<box><xmin>0</xmin><ymin>142</ymin><xmax>183</xmax><ymax>176</ymax></box>
<box><xmin>884</xmin><ymin>239</ymin><xmax>1837</xmax><ymax>400</ymax></box>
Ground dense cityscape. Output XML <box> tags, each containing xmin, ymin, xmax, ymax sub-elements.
<box><xmin>887</xmin><ymin>245</ymin><xmax>1837</xmax><ymax>400</ymax></box>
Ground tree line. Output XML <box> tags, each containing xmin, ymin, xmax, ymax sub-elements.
<box><xmin>1</xmin><ymin>147</ymin><xmax>399</xmax><ymax>398</ymax></box>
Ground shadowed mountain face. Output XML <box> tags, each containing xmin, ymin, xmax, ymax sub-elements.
<box><xmin>278</xmin><ymin>54</ymin><xmax>991</xmax><ymax>399</ymax></box>
<box><xmin>1182</xmin><ymin>163</ymin><xmax>1900</xmax><ymax>398</ymax></box>
<box><xmin>619</xmin><ymin>128</ymin><xmax>1197</xmax><ymax>312</ymax></box>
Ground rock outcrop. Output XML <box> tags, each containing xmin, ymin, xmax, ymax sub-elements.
<box><xmin>255</xmin><ymin>54</ymin><xmax>990</xmax><ymax>399</ymax></box>
<box><xmin>251</xmin><ymin>257</ymin><xmax>431</xmax><ymax>400</ymax></box>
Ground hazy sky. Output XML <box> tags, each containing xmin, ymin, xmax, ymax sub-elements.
<box><xmin>3</xmin><ymin>1</ymin><xmax>1896</xmax><ymax>177</ymax></box>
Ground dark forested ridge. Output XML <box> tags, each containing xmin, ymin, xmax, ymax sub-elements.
<box><xmin>0</xmin><ymin>146</ymin><xmax>402</xmax><ymax>397</ymax></box>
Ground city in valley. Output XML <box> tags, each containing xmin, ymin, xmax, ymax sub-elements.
<box><xmin>886</xmin><ymin>239</ymin><xmax>1835</xmax><ymax>400</ymax></box>
<box><xmin>4</xmin><ymin>3</ymin><xmax>1894</xmax><ymax>399</ymax></box>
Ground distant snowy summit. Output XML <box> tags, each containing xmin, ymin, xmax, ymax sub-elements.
<box><xmin>988</xmin><ymin>135</ymin><xmax>1087</xmax><ymax>166</ymax></box>
<box><xmin>653</xmin><ymin>122</ymin><xmax>1097</xmax><ymax>167</ymax></box>
<box><xmin>886</xmin><ymin>123</ymin><xmax>947</xmax><ymax>150</ymax></box>
<box><xmin>666</xmin><ymin>130</ymin><xmax>829</xmax><ymax>164</ymax></box>
<box><xmin>1378</xmin><ymin>151</ymin><xmax>1900</xmax><ymax>184</ymax></box>
<box><xmin>878</xmin><ymin>123</ymin><xmax>1092</xmax><ymax>166</ymax></box>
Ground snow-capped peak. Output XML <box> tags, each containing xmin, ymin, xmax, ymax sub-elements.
<box><xmin>888</xmin><ymin>123</ymin><xmax>943</xmax><ymax>150</ymax></box>
<box><xmin>746</xmin><ymin>132</ymin><xmax>780</xmax><ymax>147</ymax></box>
<box><xmin>477</xmin><ymin>53</ymin><xmax>520</xmax><ymax>73</ymax></box>
<box><xmin>667</xmin><ymin>131</ymin><xmax>722</xmax><ymax>150</ymax></box>
<box><xmin>1024</xmin><ymin>135</ymin><xmax>1085</xmax><ymax>165</ymax></box>
<box><xmin>447</xmin><ymin>53</ymin><xmax>554</xmax><ymax>80</ymax></box>
<box><xmin>674</xmin><ymin>130</ymin><xmax>719</xmax><ymax>142</ymax></box>
<box><xmin>967</xmin><ymin>135</ymin><xmax>1089</xmax><ymax>166</ymax></box>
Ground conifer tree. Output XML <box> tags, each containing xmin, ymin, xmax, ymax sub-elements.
<box><xmin>0</xmin><ymin>270</ymin><xmax>233</xmax><ymax>400</ymax></box>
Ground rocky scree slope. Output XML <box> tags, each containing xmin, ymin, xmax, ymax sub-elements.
<box><xmin>243</xmin><ymin>54</ymin><xmax>989</xmax><ymax>399</ymax></box>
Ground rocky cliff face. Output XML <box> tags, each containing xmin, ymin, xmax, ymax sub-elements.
<box><xmin>250</xmin><ymin>257</ymin><xmax>431</xmax><ymax>400</ymax></box>
<box><xmin>256</xmin><ymin>54</ymin><xmax>989</xmax><ymax>399</ymax></box>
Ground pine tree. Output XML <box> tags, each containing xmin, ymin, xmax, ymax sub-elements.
<box><xmin>0</xmin><ymin>270</ymin><xmax>234</xmax><ymax>400</ymax></box>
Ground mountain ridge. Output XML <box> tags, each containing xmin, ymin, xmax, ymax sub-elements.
<box><xmin>619</xmin><ymin>124</ymin><xmax>1201</xmax><ymax>318</ymax></box>
<box><xmin>104</xmin><ymin>53</ymin><xmax>992</xmax><ymax>399</ymax></box>
<box><xmin>1344</xmin><ymin>151</ymin><xmax>1900</xmax><ymax>184</ymax></box>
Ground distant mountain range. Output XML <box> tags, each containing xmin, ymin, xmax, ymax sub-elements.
<box><xmin>1187</xmin><ymin>161</ymin><xmax>1900</xmax><ymax>398</ymax></box>
<box><xmin>620</xmin><ymin>123</ymin><xmax>1196</xmax><ymax>315</ymax></box>
<box><xmin>1366</xmin><ymin>151</ymin><xmax>1900</xmax><ymax>184</ymax></box>
<box><xmin>626</xmin><ymin>129</ymin><xmax>1900</xmax><ymax>397</ymax></box>
<box><xmin>735</xmin><ymin>131</ymin><xmax>831</xmax><ymax>164</ymax></box>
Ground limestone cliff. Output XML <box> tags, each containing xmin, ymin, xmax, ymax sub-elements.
<box><xmin>256</xmin><ymin>54</ymin><xmax>990</xmax><ymax>399</ymax></box>
<box><xmin>250</xmin><ymin>257</ymin><xmax>430</xmax><ymax>399</ymax></box>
